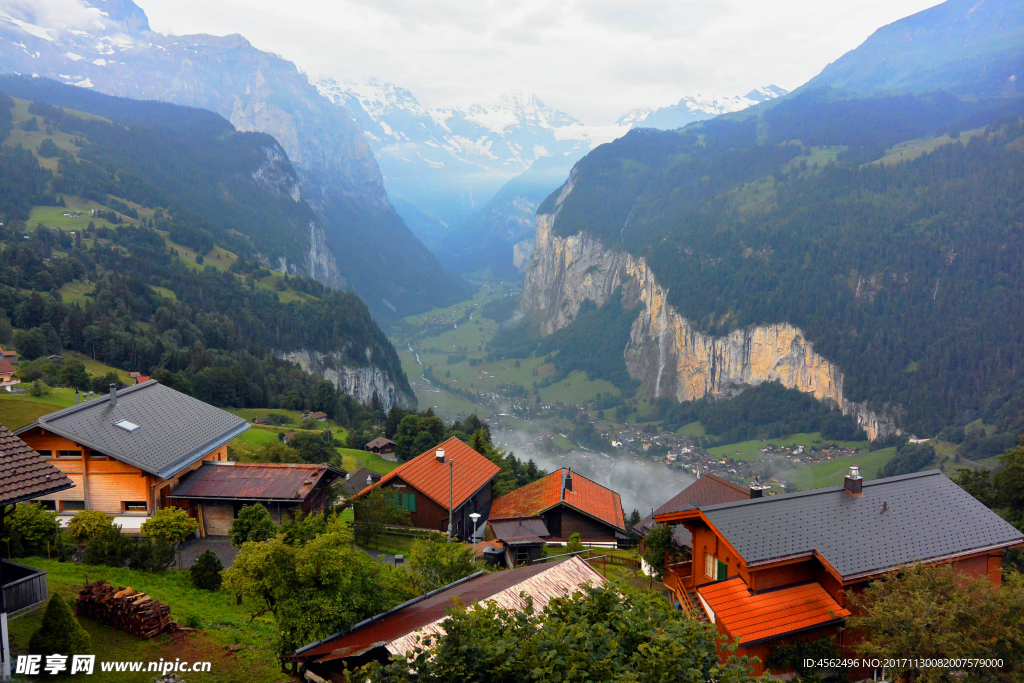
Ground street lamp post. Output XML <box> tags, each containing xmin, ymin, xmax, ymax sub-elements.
<box><xmin>469</xmin><ymin>512</ymin><xmax>481</xmax><ymax>544</ymax></box>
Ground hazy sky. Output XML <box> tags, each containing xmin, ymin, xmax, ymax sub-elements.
<box><xmin>136</xmin><ymin>0</ymin><xmax>942</xmax><ymax>123</ymax></box>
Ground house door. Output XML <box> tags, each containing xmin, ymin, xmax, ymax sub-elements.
<box><xmin>717</xmin><ymin>559</ymin><xmax>728</xmax><ymax>581</ymax></box>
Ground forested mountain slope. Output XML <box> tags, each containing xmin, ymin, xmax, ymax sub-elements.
<box><xmin>0</xmin><ymin>88</ymin><xmax>414</xmax><ymax>412</ymax></box>
<box><xmin>0</xmin><ymin>0</ymin><xmax>470</xmax><ymax>319</ymax></box>
<box><xmin>516</xmin><ymin>88</ymin><xmax>1024</xmax><ymax>440</ymax></box>
<box><xmin>803</xmin><ymin>0</ymin><xmax>1024</xmax><ymax>97</ymax></box>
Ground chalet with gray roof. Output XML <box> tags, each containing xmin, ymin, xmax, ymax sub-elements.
<box><xmin>14</xmin><ymin>381</ymin><xmax>248</xmax><ymax>526</ymax></box>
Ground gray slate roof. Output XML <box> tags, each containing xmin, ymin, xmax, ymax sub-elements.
<box><xmin>700</xmin><ymin>470</ymin><xmax>1024</xmax><ymax>580</ymax></box>
<box><xmin>15</xmin><ymin>380</ymin><xmax>249</xmax><ymax>479</ymax></box>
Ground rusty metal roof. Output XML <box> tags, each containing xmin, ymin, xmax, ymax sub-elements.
<box><xmin>293</xmin><ymin>556</ymin><xmax>606</xmax><ymax>664</ymax></box>
<box><xmin>356</xmin><ymin>437</ymin><xmax>500</xmax><ymax>511</ymax></box>
<box><xmin>0</xmin><ymin>422</ymin><xmax>74</xmax><ymax>505</ymax></box>
<box><xmin>169</xmin><ymin>462</ymin><xmax>343</xmax><ymax>502</ymax></box>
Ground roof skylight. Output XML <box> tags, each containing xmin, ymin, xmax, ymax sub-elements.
<box><xmin>115</xmin><ymin>420</ymin><xmax>140</xmax><ymax>433</ymax></box>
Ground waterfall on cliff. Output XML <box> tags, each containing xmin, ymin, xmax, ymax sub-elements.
<box><xmin>654</xmin><ymin>300</ymin><xmax>670</xmax><ymax>398</ymax></box>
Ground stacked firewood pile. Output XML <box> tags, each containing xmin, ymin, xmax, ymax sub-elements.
<box><xmin>76</xmin><ymin>581</ymin><xmax>179</xmax><ymax>639</ymax></box>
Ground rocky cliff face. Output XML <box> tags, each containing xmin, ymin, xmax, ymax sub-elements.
<box><xmin>278</xmin><ymin>350</ymin><xmax>415</xmax><ymax>411</ymax></box>
<box><xmin>521</xmin><ymin>179</ymin><xmax>897</xmax><ymax>440</ymax></box>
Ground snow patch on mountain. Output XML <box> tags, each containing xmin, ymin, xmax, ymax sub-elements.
<box><xmin>619</xmin><ymin>85</ymin><xmax>788</xmax><ymax>130</ymax></box>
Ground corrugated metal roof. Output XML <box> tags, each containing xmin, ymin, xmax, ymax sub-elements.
<box><xmin>489</xmin><ymin>518</ymin><xmax>550</xmax><ymax>541</ymax></box>
<box><xmin>0</xmin><ymin>422</ymin><xmax>74</xmax><ymax>505</ymax></box>
<box><xmin>701</xmin><ymin>470</ymin><xmax>1024</xmax><ymax>579</ymax></box>
<box><xmin>295</xmin><ymin>557</ymin><xmax>606</xmax><ymax>663</ymax></box>
<box><xmin>489</xmin><ymin>468</ymin><xmax>626</xmax><ymax>532</ymax></box>
<box><xmin>169</xmin><ymin>462</ymin><xmax>342</xmax><ymax>502</ymax></box>
<box><xmin>356</xmin><ymin>437</ymin><xmax>500</xmax><ymax>510</ymax></box>
<box><xmin>635</xmin><ymin>474</ymin><xmax>750</xmax><ymax>542</ymax></box>
<box><xmin>15</xmin><ymin>380</ymin><xmax>250</xmax><ymax>478</ymax></box>
<box><xmin>697</xmin><ymin>577</ymin><xmax>850</xmax><ymax>645</ymax></box>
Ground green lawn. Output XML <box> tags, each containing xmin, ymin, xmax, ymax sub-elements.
<box><xmin>677</xmin><ymin>421</ymin><xmax>706</xmax><ymax>437</ymax></box>
<box><xmin>8</xmin><ymin>559</ymin><xmax>282</xmax><ymax>683</ymax></box>
<box><xmin>708</xmin><ymin>432</ymin><xmax>869</xmax><ymax>461</ymax></box>
<box><xmin>225</xmin><ymin>407</ymin><xmax>308</xmax><ymax>427</ymax></box>
<box><xmin>234</xmin><ymin>427</ymin><xmax>281</xmax><ymax>445</ymax></box>
<box><xmin>338</xmin><ymin>447</ymin><xmax>398</xmax><ymax>474</ymax></box>
<box><xmin>0</xmin><ymin>397</ymin><xmax>64</xmax><ymax>429</ymax></box>
<box><xmin>788</xmin><ymin>447</ymin><xmax>897</xmax><ymax>490</ymax></box>
<box><xmin>58</xmin><ymin>279</ymin><xmax>94</xmax><ymax>305</ymax></box>
<box><xmin>63</xmin><ymin>351</ymin><xmax>133</xmax><ymax>385</ymax></box>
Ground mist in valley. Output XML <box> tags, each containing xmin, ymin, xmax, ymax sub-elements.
<box><xmin>495</xmin><ymin>430</ymin><xmax>696</xmax><ymax>517</ymax></box>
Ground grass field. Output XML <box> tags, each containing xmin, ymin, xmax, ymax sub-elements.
<box><xmin>7</xmin><ymin>559</ymin><xmax>282</xmax><ymax>683</ymax></box>
<box><xmin>788</xmin><ymin>447</ymin><xmax>897</xmax><ymax>490</ymax></box>
<box><xmin>234</xmin><ymin>427</ymin><xmax>282</xmax><ymax>446</ymax></box>
<box><xmin>677</xmin><ymin>421</ymin><xmax>706</xmax><ymax>437</ymax></box>
<box><xmin>63</xmin><ymin>351</ymin><xmax>134</xmax><ymax>384</ymax></box>
<box><xmin>874</xmin><ymin>127</ymin><xmax>985</xmax><ymax>167</ymax></box>
<box><xmin>225</xmin><ymin>407</ymin><xmax>308</xmax><ymax>427</ymax></box>
<box><xmin>708</xmin><ymin>432</ymin><xmax>869</xmax><ymax>461</ymax></box>
<box><xmin>338</xmin><ymin>447</ymin><xmax>398</xmax><ymax>474</ymax></box>
<box><xmin>0</xmin><ymin>397</ymin><xmax>64</xmax><ymax>429</ymax></box>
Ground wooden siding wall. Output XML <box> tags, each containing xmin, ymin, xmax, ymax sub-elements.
<box><xmin>202</xmin><ymin>502</ymin><xmax>235</xmax><ymax>536</ymax></box>
<box><xmin>22</xmin><ymin>427</ymin><xmax>228</xmax><ymax>515</ymax></box>
<box><xmin>365</xmin><ymin>477</ymin><xmax>494</xmax><ymax>539</ymax></box>
<box><xmin>543</xmin><ymin>506</ymin><xmax>619</xmax><ymax>542</ymax></box>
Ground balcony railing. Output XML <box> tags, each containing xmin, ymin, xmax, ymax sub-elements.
<box><xmin>2</xmin><ymin>560</ymin><xmax>48</xmax><ymax>614</ymax></box>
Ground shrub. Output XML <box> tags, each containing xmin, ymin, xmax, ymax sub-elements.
<box><xmin>84</xmin><ymin>526</ymin><xmax>134</xmax><ymax>567</ymax></box>
<box><xmin>140</xmin><ymin>507</ymin><xmax>198</xmax><ymax>545</ymax></box>
<box><xmin>229</xmin><ymin>504</ymin><xmax>276</xmax><ymax>547</ymax></box>
<box><xmin>189</xmin><ymin>549</ymin><xmax>224</xmax><ymax>591</ymax></box>
<box><xmin>66</xmin><ymin>510</ymin><xmax>114</xmax><ymax>544</ymax></box>
<box><xmin>566</xmin><ymin>533</ymin><xmax>584</xmax><ymax>554</ymax></box>
<box><xmin>28</xmin><ymin>593</ymin><xmax>90</xmax><ymax>656</ymax></box>
<box><xmin>641</xmin><ymin>523</ymin><xmax>674</xmax><ymax>579</ymax></box>
<box><xmin>4</xmin><ymin>503</ymin><xmax>60</xmax><ymax>557</ymax></box>
<box><xmin>29</xmin><ymin>380</ymin><xmax>51</xmax><ymax>397</ymax></box>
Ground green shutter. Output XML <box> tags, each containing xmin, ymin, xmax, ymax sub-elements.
<box><xmin>717</xmin><ymin>559</ymin><xmax>728</xmax><ymax>581</ymax></box>
<box><xmin>402</xmin><ymin>493</ymin><xmax>417</xmax><ymax>512</ymax></box>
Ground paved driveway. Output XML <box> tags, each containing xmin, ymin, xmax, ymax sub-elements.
<box><xmin>179</xmin><ymin>537</ymin><xmax>238</xmax><ymax>569</ymax></box>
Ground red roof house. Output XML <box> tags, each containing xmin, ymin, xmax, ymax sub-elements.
<box><xmin>355</xmin><ymin>437</ymin><xmax>500</xmax><ymax>540</ymax></box>
<box><xmin>489</xmin><ymin>468</ymin><xmax>626</xmax><ymax>545</ymax></box>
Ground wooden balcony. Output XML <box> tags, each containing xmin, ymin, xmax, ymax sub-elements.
<box><xmin>2</xmin><ymin>560</ymin><xmax>48</xmax><ymax>614</ymax></box>
<box><xmin>664</xmin><ymin>560</ymin><xmax>695</xmax><ymax>611</ymax></box>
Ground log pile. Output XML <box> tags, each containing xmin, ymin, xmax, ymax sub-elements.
<box><xmin>76</xmin><ymin>581</ymin><xmax>179</xmax><ymax>639</ymax></box>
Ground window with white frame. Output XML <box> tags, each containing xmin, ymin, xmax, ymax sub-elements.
<box><xmin>705</xmin><ymin>551</ymin><xmax>716</xmax><ymax>578</ymax></box>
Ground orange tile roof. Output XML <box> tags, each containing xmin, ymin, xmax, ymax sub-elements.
<box><xmin>489</xmin><ymin>468</ymin><xmax>625</xmax><ymax>532</ymax></box>
<box><xmin>357</xmin><ymin>437</ymin><xmax>500</xmax><ymax>510</ymax></box>
<box><xmin>697</xmin><ymin>578</ymin><xmax>851</xmax><ymax>645</ymax></box>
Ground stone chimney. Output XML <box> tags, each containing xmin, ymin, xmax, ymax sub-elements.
<box><xmin>844</xmin><ymin>465</ymin><xmax>863</xmax><ymax>495</ymax></box>
<box><xmin>564</xmin><ymin>468</ymin><xmax>573</xmax><ymax>493</ymax></box>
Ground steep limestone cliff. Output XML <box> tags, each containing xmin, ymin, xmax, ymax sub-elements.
<box><xmin>278</xmin><ymin>350</ymin><xmax>415</xmax><ymax>411</ymax></box>
<box><xmin>521</xmin><ymin>180</ymin><xmax>897</xmax><ymax>440</ymax></box>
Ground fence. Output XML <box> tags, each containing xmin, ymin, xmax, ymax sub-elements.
<box><xmin>2</xmin><ymin>560</ymin><xmax>48</xmax><ymax>614</ymax></box>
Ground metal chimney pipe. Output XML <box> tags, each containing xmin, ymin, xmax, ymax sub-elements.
<box><xmin>109</xmin><ymin>383</ymin><xmax>117</xmax><ymax>407</ymax></box>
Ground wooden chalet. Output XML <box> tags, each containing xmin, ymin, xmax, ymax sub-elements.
<box><xmin>340</xmin><ymin>467</ymin><xmax>381</xmax><ymax>499</ymax></box>
<box><xmin>0</xmin><ymin>358</ymin><xmax>17</xmax><ymax>391</ymax></box>
<box><xmin>166</xmin><ymin>462</ymin><xmax>344</xmax><ymax>536</ymax></box>
<box><xmin>364</xmin><ymin>436</ymin><xmax>397</xmax><ymax>456</ymax></box>
<box><xmin>287</xmin><ymin>556</ymin><xmax>606</xmax><ymax>679</ymax></box>
<box><xmin>0</xmin><ymin>422</ymin><xmax>75</xmax><ymax>680</ymax></box>
<box><xmin>654</xmin><ymin>467</ymin><xmax>1024</xmax><ymax>678</ymax></box>
<box><xmin>486</xmin><ymin>517</ymin><xmax>550</xmax><ymax>567</ymax></box>
<box><xmin>634</xmin><ymin>474</ymin><xmax>752</xmax><ymax>561</ymax></box>
<box><xmin>489</xmin><ymin>467</ymin><xmax>627</xmax><ymax>546</ymax></box>
<box><xmin>354</xmin><ymin>437</ymin><xmax>500</xmax><ymax>540</ymax></box>
<box><xmin>14</xmin><ymin>381</ymin><xmax>249</xmax><ymax>529</ymax></box>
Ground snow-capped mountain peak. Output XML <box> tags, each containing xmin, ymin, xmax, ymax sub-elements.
<box><xmin>617</xmin><ymin>84</ymin><xmax>788</xmax><ymax>129</ymax></box>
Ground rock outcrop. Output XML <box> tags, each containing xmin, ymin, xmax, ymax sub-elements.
<box><xmin>521</xmin><ymin>178</ymin><xmax>898</xmax><ymax>440</ymax></box>
<box><xmin>278</xmin><ymin>350</ymin><xmax>415</xmax><ymax>411</ymax></box>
